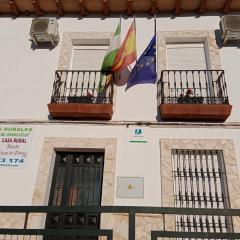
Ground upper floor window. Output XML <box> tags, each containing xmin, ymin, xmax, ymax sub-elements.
<box><xmin>166</xmin><ymin>43</ymin><xmax>209</xmax><ymax>70</ymax></box>
<box><xmin>70</xmin><ymin>45</ymin><xmax>108</xmax><ymax>70</ymax></box>
<box><xmin>48</xmin><ymin>36</ymin><xmax>114</xmax><ymax>120</ymax></box>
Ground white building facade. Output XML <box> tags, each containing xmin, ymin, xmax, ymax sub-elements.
<box><xmin>0</xmin><ymin>1</ymin><xmax>240</xmax><ymax>239</ymax></box>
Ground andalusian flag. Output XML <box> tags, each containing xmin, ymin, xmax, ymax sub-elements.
<box><xmin>111</xmin><ymin>21</ymin><xmax>137</xmax><ymax>72</ymax></box>
<box><xmin>101</xmin><ymin>23</ymin><xmax>121</xmax><ymax>71</ymax></box>
<box><xmin>98</xmin><ymin>21</ymin><xmax>136</xmax><ymax>92</ymax></box>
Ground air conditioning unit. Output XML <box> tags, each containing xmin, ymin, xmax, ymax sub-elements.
<box><xmin>30</xmin><ymin>18</ymin><xmax>59</xmax><ymax>46</ymax></box>
<box><xmin>220</xmin><ymin>15</ymin><xmax>240</xmax><ymax>45</ymax></box>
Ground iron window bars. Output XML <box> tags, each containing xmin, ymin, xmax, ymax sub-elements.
<box><xmin>50</xmin><ymin>70</ymin><xmax>114</xmax><ymax>104</ymax></box>
<box><xmin>158</xmin><ymin>70</ymin><xmax>229</xmax><ymax>105</ymax></box>
<box><xmin>172</xmin><ymin>149</ymin><xmax>233</xmax><ymax>235</ymax></box>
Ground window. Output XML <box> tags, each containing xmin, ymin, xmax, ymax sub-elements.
<box><xmin>166</xmin><ymin>43</ymin><xmax>208</xmax><ymax>70</ymax></box>
<box><xmin>70</xmin><ymin>45</ymin><xmax>108</xmax><ymax>70</ymax></box>
<box><xmin>172</xmin><ymin>149</ymin><xmax>232</xmax><ymax>233</ymax></box>
<box><xmin>62</xmin><ymin>44</ymin><xmax>112</xmax><ymax>104</ymax></box>
<box><xmin>165</xmin><ymin>43</ymin><xmax>215</xmax><ymax>101</ymax></box>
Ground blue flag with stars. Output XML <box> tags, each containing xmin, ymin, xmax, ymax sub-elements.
<box><xmin>126</xmin><ymin>35</ymin><xmax>156</xmax><ymax>90</ymax></box>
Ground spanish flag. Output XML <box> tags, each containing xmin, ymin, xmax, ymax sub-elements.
<box><xmin>111</xmin><ymin>21</ymin><xmax>137</xmax><ymax>72</ymax></box>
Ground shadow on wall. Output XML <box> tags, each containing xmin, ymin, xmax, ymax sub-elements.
<box><xmin>30</xmin><ymin>41</ymin><xmax>56</xmax><ymax>51</ymax></box>
<box><xmin>48</xmin><ymin>114</ymin><xmax>54</xmax><ymax>120</ymax></box>
<box><xmin>155</xmin><ymin>76</ymin><xmax>164</xmax><ymax>121</ymax></box>
<box><xmin>156</xmin><ymin>109</ymin><xmax>162</xmax><ymax>121</ymax></box>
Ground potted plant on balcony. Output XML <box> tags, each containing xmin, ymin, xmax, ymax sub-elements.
<box><xmin>178</xmin><ymin>88</ymin><xmax>204</xmax><ymax>104</ymax></box>
<box><xmin>68</xmin><ymin>91</ymin><xmax>95</xmax><ymax>104</ymax></box>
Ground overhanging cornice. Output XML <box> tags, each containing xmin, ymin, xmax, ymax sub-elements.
<box><xmin>0</xmin><ymin>0</ymin><xmax>240</xmax><ymax>17</ymax></box>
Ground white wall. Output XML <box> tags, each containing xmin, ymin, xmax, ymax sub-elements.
<box><xmin>0</xmin><ymin>16</ymin><xmax>239</xmax><ymax>207</ymax></box>
<box><xmin>0</xmin><ymin>16</ymin><xmax>239</xmax><ymax>121</ymax></box>
<box><xmin>0</xmin><ymin>124</ymin><xmax>239</xmax><ymax>207</ymax></box>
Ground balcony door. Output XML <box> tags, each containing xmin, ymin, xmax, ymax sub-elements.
<box><xmin>66</xmin><ymin>45</ymin><xmax>108</xmax><ymax>100</ymax></box>
<box><xmin>166</xmin><ymin>43</ymin><xmax>213</xmax><ymax>100</ymax></box>
<box><xmin>46</xmin><ymin>152</ymin><xmax>104</xmax><ymax>238</ymax></box>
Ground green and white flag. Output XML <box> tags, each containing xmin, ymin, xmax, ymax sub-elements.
<box><xmin>101</xmin><ymin>23</ymin><xmax>121</xmax><ymax>71</ymax></box>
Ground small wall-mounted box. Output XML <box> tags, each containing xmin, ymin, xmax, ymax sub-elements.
<box><xmin>220</xmin><ymin>15</ymin><xmax>240</xmax><ymax>45</ymax></box>
<box><xmin>30</xmin><ymin>18</ymin><xmax>59</xmax><ymax>46</ymax></box>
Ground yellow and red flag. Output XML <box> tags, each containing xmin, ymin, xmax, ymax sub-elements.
<box><xmin>111</xmin><ymin>21</ymin><xmax>137</xmax><ymax>72</ymax></box>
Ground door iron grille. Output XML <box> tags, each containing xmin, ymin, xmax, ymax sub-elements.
<box><xmin>46</xmin><ymin>152</ymin><xmax>104</xmax><ymax>240</ymax></box>
<box><xmin>172</xmin><ymin>149</ymin><xmax>233</xmax><ymax>235</ymax></box>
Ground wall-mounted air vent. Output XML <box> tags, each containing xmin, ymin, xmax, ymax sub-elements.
<box><xmin>30</xmin><ymin>18</ymin><xmax>59</xmax><ymax>47</ymax></box>
<box><xmin>220</xmin><ymin>15</ymin><xmax>240</xmax><ymax>45</ymax></box>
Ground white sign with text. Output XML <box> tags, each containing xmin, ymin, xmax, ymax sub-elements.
<box><xmin>0</xmin><ymin>126</ymin><xmax>33</xmax><ymax>168</ymax></box>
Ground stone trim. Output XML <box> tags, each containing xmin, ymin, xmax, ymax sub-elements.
<box><xmin>29</xmin><ymin>137</ymin><xmax>117</xmax><ymax>228</ymax></box>
<box><xmin>160</xmin><ymin>138</ymin><xmax>240</xmax><ymax>232</ymax></box>
<box><xmin>58</xmin><ymin>32</ymin><xmax>113</xmax><ymax>70</ymax></box>
<box><xmin>157</xmin><ymin>30</ymin><xmax>221</xmax><ymax>75</ymax></box>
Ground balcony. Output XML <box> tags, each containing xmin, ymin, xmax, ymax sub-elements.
<box><xmin>48</xmin><ymin>70</ymin><xmax>114</xmax><ymax>120</ymax></box>
<box><xmin>158</xmin><ymin>70</ymin><xmax>232</xmax><ymax>121</ymax></box>
<box><xmin>0</xmin><ymin>206</ymin><xmax>240</xmax><ymax>239</ymax></box>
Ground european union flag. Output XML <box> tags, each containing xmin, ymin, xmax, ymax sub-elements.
<box><xmin>126</xmin><ymin>35</ymin><xmax>156</xmax><ymax>90</ymax></box>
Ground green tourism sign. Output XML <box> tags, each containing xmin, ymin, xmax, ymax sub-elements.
<box><xmin>129</xmin><ymin>127</ymin><xmax>148</xmax><ymax>143</ymax></box>
<box><xmin>0</xmin><ymin>126</ymin><xmax>33</xmax><ymax>168</ymax></box>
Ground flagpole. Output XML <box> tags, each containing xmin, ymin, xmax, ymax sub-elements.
<box><xmin>113</xmin><ymin>15</ymin><xmax>122</xmax><ymax>85</ymax></box>
<box><xmin>134</xmin><ymin>15</ymin><xmax>137</xmax><ymax>61</ymax></box>
<box><xmin>154</xmin><ymin>14</ymin><xmax>157</xmax><ymax>82</ymax></box>
<box><xmin>120</xmin><ymin>15</ymin><xmax>122</xmax><ymax>32</ymax></box>
<box><xmin>154</xmin><ymin>14</ymin><xmax>156</xmax><ymax>36</ymax></box>
<box><xmin>134</xmin><ymin>15</ymin><xmax>137</xmax><ymax>80</ymax></box>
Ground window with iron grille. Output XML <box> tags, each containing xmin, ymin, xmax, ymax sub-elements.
<box><xmin>172</xmin><ymin>149</ymin><xmax>233</xmax><ymax>234</ymax></box>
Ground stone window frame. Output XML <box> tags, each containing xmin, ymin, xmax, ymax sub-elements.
<box><xmin>160</xmin><ymin>139</ymin><xmax>240</xmax><ymax>232</ymax></box>
<box><xmin>29</xmin><ymin>137</ymin><xmax>117</xmax><ymax>229</ymax></box>
<box><xmin>157</xmin><ymin>30</ymin><xmax>221</xmax><ymax>75</ymax></box>
<box><xmin>156</xmin><ymin>30</ymin><xmax>221</xmax><ymax>106</ymax></box>
<box><xmin>58</xmin><ymin>32</ymin><xmax>117</xmax><ymax>111</ymax></box>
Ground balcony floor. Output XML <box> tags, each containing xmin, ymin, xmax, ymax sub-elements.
<box><xmin>48</xmin><ymin>103</ymin><xmax>113</xmax><ymax>120</ymax></box>
<box><xmin>159</xmin><ymin>103</ymin><xmax>232</xmax><ymax>121</ymax></box>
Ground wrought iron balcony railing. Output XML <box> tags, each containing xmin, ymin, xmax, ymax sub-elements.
<box><xmin>158</xmin><ymin>70</ymin><xmax>229</xmax><ymax>105</ymax></box>
<box><xmin>0</xmin><ymin>206</ymin><xmax>240</xmax><ymax>240</ymax></box>
<box><xmin>50</xmin><ymin>70</ymin><xmax>114</xmax><ymax>104</ymax></box>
